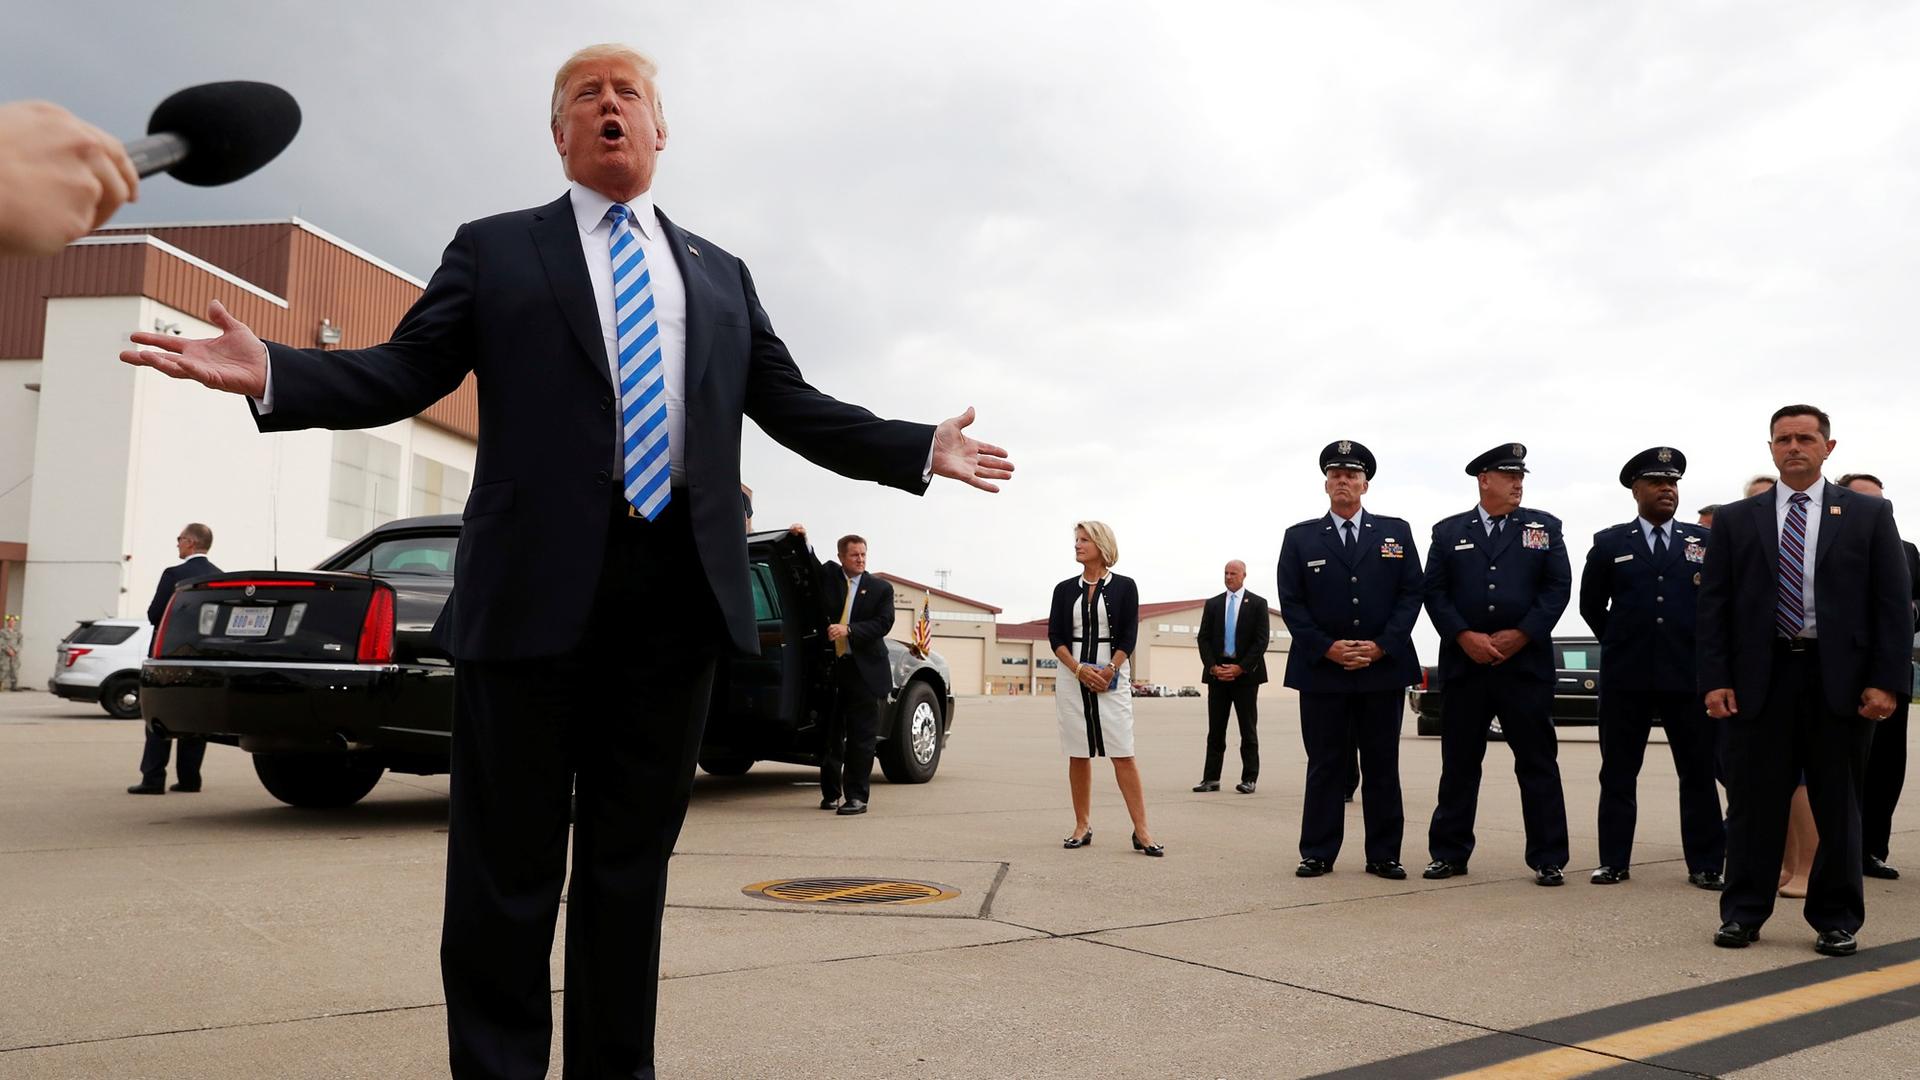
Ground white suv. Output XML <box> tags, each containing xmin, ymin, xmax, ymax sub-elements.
<box><xmin>49</xmin><ymin>619</ymin><xmax>153</xmax><ymax>719</ymax></box>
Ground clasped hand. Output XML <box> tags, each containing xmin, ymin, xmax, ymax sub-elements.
<box><xmin>1458</xmin><ymin>629</ymin><xmax>1528</xmax><ymax>666</ymax></box>
<box><xmin>1076</xmin><ymin>663</ymin><xmax>1114</xmax><ymax>692</ymax></box>
<box><xmin>1324</xmin><ymin>640</ymin><xmax>1384</xmax><ymax>671</ymax></box>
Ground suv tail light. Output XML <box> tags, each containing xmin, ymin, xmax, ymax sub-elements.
<box><xmin>64</xmin><ymin>647</ymin><xmax>93</xmax><ymax>668</ymax></box>
<box><xmin>357</xmin><ymin>585</ymin><xmax>396</xmax><ymax>664</ymax></box>
<box><xmin>1419</xmin><ymin>669</ymin><xmax>1430</xmax><ymax>691</ymax></box>
<box><xmin>151</xmin><ymin>595</ymin><xmax>178</xmax><ymax>659</ymax></box>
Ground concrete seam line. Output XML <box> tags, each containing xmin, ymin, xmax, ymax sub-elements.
<box><xmin>0</xmin><ymin>999</ymin><xmax>447</xmax><ymax>1055</ymax></box>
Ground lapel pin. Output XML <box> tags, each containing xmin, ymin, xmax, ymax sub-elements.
<box><xmin>688</xmin><ymin>242</ymin><xmax>701</xmax><ymax>257</ymax></box>
<box><xmin>1830</xmin><ymin>505</ymin><xmax>1842</xmax><ymax>515</ymax></box>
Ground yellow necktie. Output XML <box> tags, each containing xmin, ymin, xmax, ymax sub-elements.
<box><xmin>836</xmin><ymin>576</ymin><xmax>857</xmax><ymax>657</ymax></box>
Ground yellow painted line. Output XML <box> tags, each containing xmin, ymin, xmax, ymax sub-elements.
<box><xmin>1448</xmin><ymin>956</ymin><xmax>1920</xmax><ymax>1079</ymax></box>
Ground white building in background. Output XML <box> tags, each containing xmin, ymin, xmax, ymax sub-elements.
<box><xmin>0</xmin><ymin>219</ymin><xmax>477</xmax><ymax>688</ymax></box>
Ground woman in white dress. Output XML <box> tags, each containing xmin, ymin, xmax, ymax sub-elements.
<box><xmin>1049</xmin><ymin>521</ymin><xmax>1162</xmax><ymax>855</ymax></box>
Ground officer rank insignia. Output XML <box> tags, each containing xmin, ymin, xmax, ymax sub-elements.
<box><xmin>1684</xmin><ymin>540</ymin><xmax>1705</xmax><ymax>563</ymax></box>
<box><xmin>1379</xmin><ymin>539</ymin><xmax>1405</xmax><ymax>559</ymax></box>
<box><xmin>1522</xmin><ymin>525</ymin><xmax>1549</xmax><ymax>550</ymax></box>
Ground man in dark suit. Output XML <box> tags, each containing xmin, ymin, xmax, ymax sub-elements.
<box><xmin>1277</xmin><ymin>441</ymin><xmax>1423</xmax><ymax>878</ymax></box>
<box><xmin>1423</xmin><ymin>443</ymin><xmax>1573</xmax><ymax>886</ymax></box>
<box><xmin>119</xmin><ymin>44</ymin><xmax>1013</xmax><ymax>1080</ymax></box>
<box><xmin>819</xmin><ymin>534</ymin><xmax>896</xmax><ymax>815</ymax></box>
<box><xmin>1835</xmin><ymin>472</ymin><xmax>1920</xmax><ymax>882</ymax></box>
<box><xmin>127</xmin><ymin>522</ymin><xmax>220</xmax><ymax>795</ymax></box>
<box><xmin>1703</xmin><ymin>406</ymin><xmax>1909</xmax><ymax>957</ymax></box>
<box><xmin>1578</xmin><ymin>448</ymin><xmax>1725</xmax><ymax>889</ymax></box>
<box><xmin>1193</xmin><ymin>559</ymin><xmax>1269</xmax><ymax>794</ymax></box>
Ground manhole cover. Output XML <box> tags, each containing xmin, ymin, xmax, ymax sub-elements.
<box><xmin>742</xmin><ymin>877</ymin><xmax>960</xmax><ymax>907</ymax></box>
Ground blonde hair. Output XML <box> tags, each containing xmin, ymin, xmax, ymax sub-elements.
<box><xmin>1075</xmin><ymin>521</ymin><xmax>1119</xmax><ymax>568</ymax></box>
<box><xmin>551</xmin><ymin>44</ymin><xmax>667</xmax><ymax>132</ymax></box>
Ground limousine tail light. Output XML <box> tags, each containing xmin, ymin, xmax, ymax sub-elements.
<box><xmin>357</xmin><ymin>584</ymin><xmax>396</xmax><ymax>664</ymax></box>
<box><xmin>151</xmin><ymin>595</ymin><xmax>179</xmax><ymax>659</ymax></box>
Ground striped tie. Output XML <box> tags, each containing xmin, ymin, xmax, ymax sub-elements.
<box><xmin>1776</xmin><ymin>492</ymin><xmax>1810</xmax><ymax>638</ymax></box>
<box><xmin>606</xmin><ymin>204</ymin><xmax>670</xmax><ymax>520</ymax></box>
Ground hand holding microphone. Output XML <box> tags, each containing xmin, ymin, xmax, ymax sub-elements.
<box><xmin>0</xmin><ymin>100</ymin><xmax>138</xmax><ymax>257</ymax></box>
<box><xmin>0</xmin><ymin>81</ymin><xmax>300</xmax><ymax>258</ymax></box>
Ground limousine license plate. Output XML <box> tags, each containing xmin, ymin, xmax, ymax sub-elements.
<box><xmin>226</xmin><ymin>606</ymin><xmax>274</xmax><ymax>637</ymax></box>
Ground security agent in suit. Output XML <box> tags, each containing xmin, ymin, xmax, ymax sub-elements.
<box><xmin>1278</xmin><ymin>441</ymin><xmax>1424</xmax><ymax>879</ymax></box>
<box><xmin>118</xmin><ymin>45</ymin><xmax>1015</xmax><ymax>1080</ymax></box>
<box><xmin>1835</xmin><ymin>472</ymin><xmax>1920</xmax><ymax>882</ymax></box>
<box><xmin>128</xmin><ymin>523</ymin><xmax>221</xmax><ymax>795</ymax></box>
<box><xmin>1703</xmin><ymin>405</ymin><xmax>1910</xmax><ymax>957</ymax></box>
<box><xmin>819</xmin><ymin>534</ymin><xmax>896</xmax><ymax>814</ymax></box>
<box><xmin>1193</xmin><ymin>560</ymin><xmax>1269</xmax><ymax>793</ymax></box>
<box><xmin>1423</xmin><ymin>443</ymin><xmax>1574</xmax><ymax>885</ymax></box>
<box><xmin>1578</xmin><ymin>448</ymin><xmax>1726</xmax><ymax>888</ymax></box>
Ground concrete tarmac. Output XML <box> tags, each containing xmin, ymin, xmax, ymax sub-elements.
<box><xmin>4</xmin><ymin>688</ymin><xmax>1919</xmax><ymax>1078</ymax></box>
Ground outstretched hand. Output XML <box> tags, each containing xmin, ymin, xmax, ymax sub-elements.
<box><xmin>119</xmin><ymin>300</ymin><xmax>269</xmax><ymax>397</ymax></box>
<box><xmin>931</xmin><ymin>407</ymin><xmax>1014</xmax><ymax>493</ymax></box>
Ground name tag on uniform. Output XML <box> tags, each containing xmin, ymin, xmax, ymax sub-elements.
<box><xmin>1614</xmin><ymin>553</ymin><xmax>1634</xmax><ymax>563</ymax></box>
<box><xmin>1522</xmin><ymin>526</ymin><xmax>1549</xmax><ymax>550</ymax></box>
<box><xmin>1307</xmin><ymin>559</ymin><xmax>1327</xmax><ymax>568</ymax></box>
<box><xmin>1454</xmin><ymin>541</ymin><xmax>1475</xmax><ymax>551</ymax></box>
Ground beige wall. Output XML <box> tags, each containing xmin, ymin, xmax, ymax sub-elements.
<box><xmin>883</xmin><ymin>578</ymin><xmax>997</xmax><ymax>696</ymax></box>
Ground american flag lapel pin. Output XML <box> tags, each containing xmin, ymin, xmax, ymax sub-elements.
<box><xmin>1830</xmin><ymin>505</ymin><xmax>1842</xmax><ymax>515</ymax></box>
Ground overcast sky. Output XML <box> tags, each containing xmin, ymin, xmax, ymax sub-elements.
<box><xmin>7</xmin><ymin>2</ymin><xmax>1918</xmax><ymax>646</ymax></box>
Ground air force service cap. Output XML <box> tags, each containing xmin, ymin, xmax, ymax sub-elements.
<box><xmin>1320</xmin><ymin>440</ymin><xmax>1376</xmax><ymax>479</ymax></box>
<box><xmin>1620</xmin><ymin>446</ymin><xmax>1686</xmax><ymax>488</ymax></box>
<box><xmin>1466</xmin><ymin>443</ymin><xmax>1529</xmax><ymax>476</ymax></box>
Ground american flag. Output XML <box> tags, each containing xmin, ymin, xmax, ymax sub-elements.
<box><xmin>911</xmin><ymin>595</ymin><xmax>932</xmax><ymax>658</ymax></box>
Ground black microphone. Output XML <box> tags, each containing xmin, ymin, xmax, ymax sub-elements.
<box><xmin>125</xmin><ymin>81</ymin><xmax>302</xmax><ymax>186</ymax></box>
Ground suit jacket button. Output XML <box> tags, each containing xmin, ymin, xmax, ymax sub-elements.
<box><xmin>1489</xmin><ymin>565</ymin><xmax>1496</xmax><ymax>571</ymax></box>
<box><xmin>600</xmin><ymin>396</ymin><xmax>612</xmax><ymax>411</ymax></box>
<box><xmin>1352</xmin><ymin>597</ymin><xmax>1360</xmax><ymax>604</ymax></box>
<box><xmin>1488</xmin><ymin>605</ymin><xmax>1496</xmax><ymax>612</ymax></box>
<box><xmin>1656</xmin><ymin>595</ymin><xmax>1665</xmax><ymax>603</ymax></box>
<box><xmin>1656</xmin><ymin>617</ymin><xmax>1665</xmax><ymax>624</ymax></box>
<box><xmin>1488</xmin><ymin>584</ymin><xmax>1496</xmax><ymax>590</ymax></box>
<box><xmin>595</xmin><ymin>470</ymin><xmax>610</xmax><ymax>485</ymax></box>
<box><xmin>1350</xmin><ymin>576</ymin><xmax>1358</xmax><ymax>583</ymax></box>
<box><xmin>1353</xmin><ymin>619</ymin><xmax>1361</xmax><ymax>626</ymax></box>
<box><xmin>1656</xmin><ymin>575</ymin><xmax>1664</xmax><ymax>581</ymax></box>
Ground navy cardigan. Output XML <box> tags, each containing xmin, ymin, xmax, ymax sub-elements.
<box><xmin>1047</xmin><ymin>573</ymin><xmax>1140</xmax><ymax>660</ymax></box>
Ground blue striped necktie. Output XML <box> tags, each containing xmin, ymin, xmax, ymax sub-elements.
<box><xmin>606</xmin><ymin>204</ymin><xmax>671</xmax><ymax>520</ymax></box>
<box><xmin>1776</xmin><ymin>492</ymin><xmax>1810</xmax><ymax>637</ymax></box>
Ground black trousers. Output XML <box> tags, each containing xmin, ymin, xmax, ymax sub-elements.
<box><xmin>138</xmin><ymin>727</ymin><xmax>205</xmax><ymax>787</ymax></box>
<box><xmin>1595</xmin><ymin>690</ymin><xmax>1725</xmax><ymax>872</ymax></box>
<box><xmin>441</xmin><ymin>496</ymin><xmax>720</xmax><ymax>1080</ymax></box>
<box><xmin>1299</xmin><ymin>689</ymin><xmax>1403</xmax><ymax>863</ymax></box>
<box><xmin>1862</xmin><ymin>697</ymin><xmax>1910</xmax><ymax>863</ymax></box>
<box><xmin>821</xmin><ymin>659</ymin><xmax>881</xmax><ymax>803</ymax></box>
<box><xmin>1428</xmin><ymin>670</ymin><xmax>1569</xmax><ymax>869</ymax></box>
<box><xmin>1721</xmin><ymin>643</ymin><xmax>1873</xmax><ymax>934</ymax></box>
<box><xmin>1201</xmin><ymin>679</ymin><xmax>1260</xmax><ymax>784</ymax></box>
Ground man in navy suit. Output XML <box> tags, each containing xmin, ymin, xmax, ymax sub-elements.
<box><xmin>1703</xmin><ymin>405</ymin><xmax>1910</xmax><ymax>957</ymax></box>
<box><xmin>1193</xmin><ymin>559</ymin><xmax>1269</xmax><ymax>794</ymax></box>
<box><xmin>1422</xmin><ymin>443</ymin><xmax>1573</xmax><ymax>886</ymax></box>
<box><xmin>1837</xmin><ymin>472</ymin><xmax>1920</xmax><ymax>881</ymax></box>
<box><xmin>127</xmin><ymin>522</ymin><xmax>221</xmax><ymax>795</ymax></box>
<box><xmin>1277</xmin><ymin>441</ymin><xmax>1423</xmax><ymax>879</ymax></box>
<box><xmin>120</xmin><ymin>44</ymin><xmax>1013</xmax><ymax>1080</ymax></box>
<box><xmin>1578</xmin><ymin>448</ymin><xmax>1725</xmax><ymax>889</ymax></box>
<box><xmin>819</xmin><ymin>534</ymin><xmax>896</xmax><ymax>815</ymax></box>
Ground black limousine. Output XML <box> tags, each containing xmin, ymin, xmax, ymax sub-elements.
<box><xmin>140</xmin><ymin>518</ymin><xmax>955</xmax><ymax>807</ymax></box>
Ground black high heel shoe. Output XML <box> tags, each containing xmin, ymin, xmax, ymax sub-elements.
<box><xmin>1063</xmin><ymin>828</ymin><xmax>1093</xmax><ymax>849</ymax></box>
<box><xmin>1131</xmin><ymin>832</ymin><xmax>1165</xmax><ymax>857</ymax></box>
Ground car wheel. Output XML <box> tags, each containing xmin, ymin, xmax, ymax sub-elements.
<box><xmin>99</xmin><ymin>674</ymin><xmax>142</xmax><ymax>719</ymax></box>
<box><xmin>877</xmin><ymin>681</ymin><xmax>942</xmax><ymax>784</ymax></box>
<box><xmin>1415</xmin><ymin>708</ymin><xmax>1441</xmax><ymax>737</ymax></box>
<box><xmin>698</xmin><ymin>756</ymin><xmax>754</xmax><ymax>776</ymax></box>
<box><xmin>252</xmin><ymin>753</ymin><xmax>385</xmax><ymax>808</ymax></box>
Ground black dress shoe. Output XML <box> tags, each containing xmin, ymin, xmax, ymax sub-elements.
<box><xmin>1063</xmin><ymin>828</ymin><xmax>1093</xmax><ymax>849</ymax></box>
<box><xmin>1235</xmin><ymin>781</ymin><xmax>1256</xmax><ymax>794</ymax></box>
<box><xmin>1295</xmin><ymin>857</ymin><xmax>1333</xmax><ymax>877</ymax></box>
<box><xmin>1590</xmin><ymin>866</ymin><xmax>1630</xmax><ymax>885</ymax></box>
<box><xmin>819</xmin><ymin>798</ymin><xmax>840</xmax><ymax>810</ymax></box>
<box><xmin>1714</xmin><ymin>921</ymin><xmax>1761</xmax><ymax>948</ymax></box>
<box><xmin>1131</xmin><ymin>832</ymin><xmax>1165</xmax><ymax>857</ymax></box>
<box><xmin>1422</xmin><ymin>859</ymin><xmax>1468</xmax><ymax>880</ymax></box>
<box><xmin>1865</xmin><ymin>856</ymin><xmax>1901</xmax><ymax>880</ymax></box>
<box><xmin>1192</xmin><ymin>780</ymin><xmax>1220</xmax><ymax>792</ymax></box>
<box><xmin>1535</xmin><ymin>865</ymin><xmax>1565</xmax><ymax>887</ymax></box>
<box><xmin>1365</xmin><ymin>860</ymin><xmax>1407</xmax><ymax>880</ymax></box>
<box><xmin>169</xmin><ymin>782</ymin><xmax>201</xmax><ymax>793</ymax></box>
<box><xmin>126</xmin><ymin>784</ymin><xmax>165</xmax><ymax>795</ymax></box>
<box><xmin>835</xmin><ymin>800</ymin><xmax>868</xmax><ymax>816</ymax></box>
<box><xmin>1816</xmin><ymin>930</ymin><xmax>1858</xmax><ymax>956</ymax></box>
<box><xmin>1689</xmin><ymin>870</ymin><xmax>1727</xmax><ymax>891</ymax></box>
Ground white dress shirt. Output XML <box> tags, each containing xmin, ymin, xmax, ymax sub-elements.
<box><xmin>1775</xmin><ymin>479</ymin><xmax>1824</xmax><ymax>638</ymax></box>
<box><xmin>569</xmin><ymin>181</ymin><xmax>689</xmax><ymax>484</ymax></box>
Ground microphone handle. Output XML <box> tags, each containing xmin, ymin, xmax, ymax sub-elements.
<box><xmin>126</xmin><ymin>132</ymin><xmax>190</xmax><ymax>178</ymax></box>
